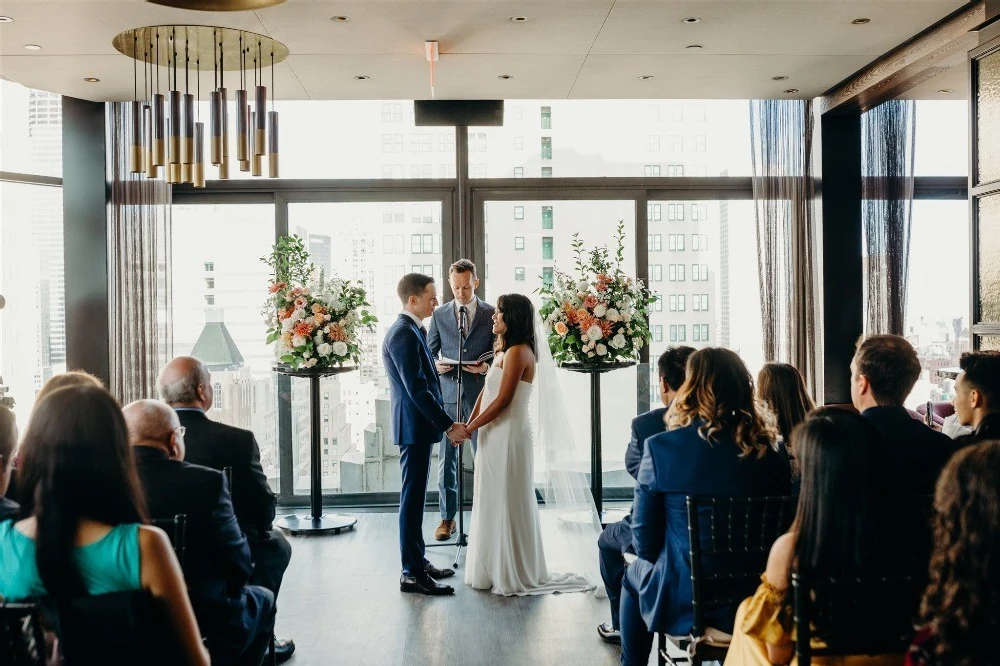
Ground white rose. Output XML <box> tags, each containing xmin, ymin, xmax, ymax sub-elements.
<box><xmin>606</xmin><ymin>308</ymin><xmax>620</xmax><ymax>322</ymax></box>
<box><xmin>596</xmin><ymin>344</ymin><xmax>608</xmax><ymax>356</ymax></box>
<box><xmin>291</xmin><ymin>308</ymin><xmax>305</xmax><ymax>321</ymax></box>
<box><xmin>317</xmin><ymin>342</ymin><xmax>333</xmax><ymax>357</ymax></box>
<box><xmin>281</xmin><ymin>318</ymin><xmax>296</xmax><ymax>333</ymax></box>
<box><xmin>587</xmin><ymin>351</ymin><xmax>595</xmax><ymax>358</ymax></box>
<box><xmin>612</xmin><ymin>333</ymin><xmax>627</xmax><ymax>349</ymax></box>
<box><xmin>332</xmin><ymin>341</ymin><xmax>349</xmax><ymax>357</ymax></box>
<box><xmin>577</xmin><ymin>280</ymin><xmax>589</xmax><ymax>292</ymax></box>
<box><xmin>291</xmin><ymin>334</ymin><xmax>306</xmax><ymax>348</ymax></box>
<box><xmin>594</xmin><ymin>303</ymin><xmax>607</xmax><ymax>317</ymax></box>
<box><xmin>302</xmin><ymin>351</ymin><xmax>311</xmax><ymax>359</ymax></box>
<box><xmin>302</xmin><ymin>357</ymin><xmax>318</xmax><ymax>368</ymax></box>
<box><xmin>587</xmin><ymin>324</ymin><xmax>603</xmax><ymax>341</ymax></box>
<box><xmin>616</xmin><ymin>301</ymin><xmax>627</xmax><ymax>310</ymax></box>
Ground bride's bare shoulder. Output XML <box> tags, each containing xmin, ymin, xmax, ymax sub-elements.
<box><xmin>504</xmin><ymin>343</ymin><xmax>535</xmax><ymax>362</ymax></box>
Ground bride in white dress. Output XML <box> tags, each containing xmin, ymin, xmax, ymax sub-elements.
<box><xmin>463</xmin><ymin>293</ymin><xmax>601</xmax><ymax>596</ymax></box>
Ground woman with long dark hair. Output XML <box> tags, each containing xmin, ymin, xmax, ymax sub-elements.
<box><xmin>757</xmin><ymin>363</ymin><xmax>814</xmax><ymax>446</ymax></box>
<box><xmin>463</xmin><ymin>293</ymin><xmax>598</xmax><ymax>595</ymax></box>
<box><xmin>906</xmin><ymin>441</ymin><xmax>1000</xmax><ymax>666</ymax></box>
<box><xmin>724</xmin><ymin>408</ymin><xmax>903</xmax><ymax>666</ymax></box>
<box><xmin>619</xmin><ymin>348</ymin><xmax>791</xmax><ymax>666</ymax></box>
<box><xmin>0</xmin><ymin>385</ymin><xmax>208</xmax><ymax>666</ymax></box>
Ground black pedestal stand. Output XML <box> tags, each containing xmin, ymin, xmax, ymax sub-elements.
<box><xmin>561</xmin><ymin>361</ymin><xmax>637</xmax><ymax>525</ymax></box>
<box><xmin>274</xmin><ymin>364</ymin><xmax>359</xmax><ymax>536</ymax></box>
<box><xmin>427</xmin><ymin>322</ymin><xmax>469</xmax><ymax>569</ymax></box>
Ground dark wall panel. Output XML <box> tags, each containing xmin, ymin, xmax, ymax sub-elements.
<box><xmin>62</xmin><ymin>97</ymin><xmax>109</xmax><ymax>386</ymax></box>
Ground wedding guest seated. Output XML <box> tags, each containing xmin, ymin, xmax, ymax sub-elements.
<box><xmin>0</xmin><ymin>384</ymin><xmax>208</xmax><ymax>666</ymax></box>
<box><xmin>619</xmin><ymin>348</ymin><xmax>791</xmax><ymax>666</ymax></box>
<box><xmin>0</xmin><ymin>406</ymin><xmax>19</xmax><ymax>521</ymax></box>
<box><xmin>951</xmin><ymin>351</ymin><xmax>1000</xmax><ymax>447</ymax></box>
<box><xmin>906</xmin><ymin>440</ymin><xmax>1000</xmax><ymax>666</ymax></box>
<box><xmin>724</xmin><ymin>408</ymin><xmax>908</xmax><ymax>665</ymax></box>
<box><xmin>597</xmin><ymin>345</ymin><xmax>694</xmax><ymax>645</ymax></box>
<box><xmin>158</xmin><ymin>356</ymin><xmax>295</xmax><ymax>662</ymax></box>
<box><xmin>124</xmin><ymin>399</ymin><xmax>277</xmax><ymax>666</ymax></box>
<box><xmin>757</xmin><ymin>362</ymin><xmax>815</xmax><ymax>493</ymax></box>
<box><xmin>851</xmin><ymin>335</ymin><xmax>956</xmax><ymax>495</ymax></box>
<box><xmin>4</xmin><ymin>369</ymin><xmax>104</xmax><ymax>505</ymax></box>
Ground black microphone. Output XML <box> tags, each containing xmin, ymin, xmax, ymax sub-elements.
<box><xmin>459</xmin><ymin>305</ymin><xmax>468</xmax><ymax>338</ymax></box>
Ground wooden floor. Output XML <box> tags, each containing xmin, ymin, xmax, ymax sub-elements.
<box><xmin>273</xmin><ymin>508</ymin><xmax>646</xmax><ymax>666</ymax></box>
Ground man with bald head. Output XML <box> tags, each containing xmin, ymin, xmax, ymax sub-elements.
<box><xmin>124</xmin><ymin>399</ymin><xmax>278</xmax><ymax>666</ymax></box>
<box><xmin>158</xmin><ymin>357</ymin><xmax>294</xmax><ymax>661</ymax></box>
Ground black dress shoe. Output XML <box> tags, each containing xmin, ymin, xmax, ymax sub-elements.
<box><xmin>400</xmin><ymin>573</ymin><xmax>455</xmax><ymax>596</ymax></box>
<box><xmin>597</xmin><ymin>622</ymin><xmax>621</xmax><ymax>645</ymax></box>
<box><xmin>274</xmin><ymin>637</ymin><xmax>295</xmax><ymax>664</ymax></box>
<box><xmin>425</xmin><ymin>563</ymin><xmax>456</xmax><ymax>580</ymax></box>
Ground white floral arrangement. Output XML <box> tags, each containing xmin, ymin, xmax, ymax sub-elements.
<box><xmin>538</xmin><ymin>222</ymin><xmax>654</xmax><ymax>365</ymax></box>
<box><xmin>262</xmin><ymin>236</ymin><xmax>377</xmax><ymax>369</ymax></box>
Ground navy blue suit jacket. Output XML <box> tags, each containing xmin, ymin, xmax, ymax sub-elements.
<box><xmin>382</xmin><ymin>314</ymin><xmax>453</xmax><ymax>447</ymax></box>
<box><xmin>861</xmin><ymin>406</ymin><xmax>957</xmax><ymax>496</ymax></box>
<box><xmin>625</xmin><ymin>407</ymin><xmax>669</xmax><ymax>481</ymax></box>
<box><xmin>631</xmin><ymin>422</ymin><xmax>791</xmax><ymax>635</ymax></box>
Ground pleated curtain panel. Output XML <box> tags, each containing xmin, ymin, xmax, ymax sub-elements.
<box><xmin>108</xmin><ymin>102</ymin><xmax>173</xmax><ymax>404</ymax></box>
<box><xmin>749</xmin><ymin>99</ymin><xmax>820</xmax><ymax>398</ymax></box>
<box><xmin>861</xmin><ymin>100</ymin><xmax>916</xmax><ymax>336</ymax></box>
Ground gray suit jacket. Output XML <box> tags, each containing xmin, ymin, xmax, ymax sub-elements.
<box><xmin>427</xmin><ymin>297</ymin><xmax>496</xmax><ymax>407</ymax></box>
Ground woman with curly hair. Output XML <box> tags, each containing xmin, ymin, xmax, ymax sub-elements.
<box><xmin>619</xmin><ymin>347</ymin><xmax>791</xmax><ymax>666</ymax></box>
<box><xmin>907</xmin><ymin>440</ymin><xmax>1000</xmax><ymax>666</ymax></box>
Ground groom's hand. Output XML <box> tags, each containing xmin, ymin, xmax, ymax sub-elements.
<box><xmin>447</xmin><ymin>423</ymin><xmax>470</xmax><ymax>444</ymax></box>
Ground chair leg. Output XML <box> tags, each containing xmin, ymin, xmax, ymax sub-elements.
<box><xmin>268</xmin><ymin>633</ymin><xmax>276</xmax><ymax>666</ymax></box>
<box><xmin>658</xmin><ymin>633</ymin><xmax>667</xmax><ymax>666</ymax></box>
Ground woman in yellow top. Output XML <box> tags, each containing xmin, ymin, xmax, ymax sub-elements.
<box><xmin>725</xmin><ymin>407</ymin><xmax>909</xmax><ymax>666</ymax></box>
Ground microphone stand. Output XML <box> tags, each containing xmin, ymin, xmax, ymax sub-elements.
<box><xmin>427</xmin><ymin>307</ymin><xmax>470</xmax><ymax>569</ymax></box>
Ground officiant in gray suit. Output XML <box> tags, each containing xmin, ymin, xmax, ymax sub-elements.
<box><xmin>427</xmin><ymin>259</ymin><xmax>496</xmax><ymax>542</ymax></box>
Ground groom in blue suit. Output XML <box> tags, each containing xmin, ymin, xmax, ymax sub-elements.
<box><xmin>382</xmin><ymin>273</ymin><xmax>469</xmax><ymax>596</ymax></box>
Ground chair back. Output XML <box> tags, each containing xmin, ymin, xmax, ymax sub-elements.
<box><xmin>223</xmin><ymin>466</ymin><xmax>233</xmax><ymax>494</ymax></box>
<box><xmin>792</xmin><ymin>573</ymin><xmax>922</xmax><ymax>666</ymax></box>
<box><xmin>0</xmin><ymin>602</ymin><xmax>47</xmax><ymax>666</ymax></box>
<box><xmin>149</xmin><ymin>513</ymin><xmax>187</xmax><ymax>568</ymax></box>
<box><xmin>57</xmin><ymin>591</ymin><xmax>185</xmax><ymax>666</ymax></box>
<box><xmin>686</xmin><ymin>495</ymin><xmax>798</xmax><ymax>636</ymax></box>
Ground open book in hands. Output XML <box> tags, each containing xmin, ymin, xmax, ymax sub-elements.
<box><xmin>438</xmin><ymin>350</ymin><xmax>495</xmax><ymax>366</ymax></box>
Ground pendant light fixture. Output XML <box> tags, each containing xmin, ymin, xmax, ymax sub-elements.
<box><xmin>152</xmin><ymin>32</ymin><xmax>166</xmax><ymax>167</ymax></box>
<box><xmin>182</xmin><ymin>37</ymin><xmax>195</xmax><ymax>184</ymax></box>
<box><xmin>168</xmin><ymin>29</ymin><xmax>181</xmax><ymax>169</ymax></box>
<box><xmin>268</xmin><ymin>49</ymin><xmax>279</xmax><ymax>178</ymax></box>
<box><xmin>219</xmin><ymin>31</ymin><xmax>230</xmax><ymax>179</ymax></box>
<box><xmin>254</xmin><ymin>40</ymin><xmax>267</xmax><ymax>158</ymax></box>
<box><xmin>144</xmin><ymin>52</ymin><xmax>156</xmax><ymax>178</ymax></box>
<box><xmin>236</xmin><ymin>33</ymin><xmax>249</xmax><ymax>163</ymax></box>
<box><xmin>129</xmin><ymin>35</ymin><xmax>143</xmax><ymax>173</ymax></box>
<box><xmin>194</xmin><ymin>56</ymin><xmax>205</xmax><ymax>188</ymax></box>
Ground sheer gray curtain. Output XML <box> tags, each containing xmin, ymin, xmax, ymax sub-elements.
<box><xmin>862</xmin><ymin>100</ymin><xmax>916</xmax><ymax>336</ymax></box>
<box><xmin>107</xmin><ymin>102</ymin><xmax>173</xmax><ymax>403</ymax></box>
<box><xmin>749</xmin><ymin>99</ymin><xmax>819</xmax><ymax>396</ymax></box>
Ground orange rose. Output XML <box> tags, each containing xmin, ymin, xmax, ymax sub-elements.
<box><xmin>596</xmin><ymin>281</ymin><xmax>608</xmax><ymax>292</ymax></box>
<box><xmin>293</xmin><ymin>321</ymin><xmax>313</xmax><ymax>337</ymax></box>
<box><xmin>584</xmin><ymin>295</ymin><xmax>599</xmax><ymax>309</ymax></box>
<box><xmin>311</xmin><ymin>303</ymin><xmax>326</xmax><ymax>315</ymax></box>
<box><xmin>269</xmin><ymin>282</ymin><xmax>286</xmax><ymax>294</ymax></box>
<box><xmin>313</xmin><ymin>314</ymin><xmax>326</xmax><ymax>327</ymax></box>
<box><xmin>563</xmin><ymin>303</ymin><xmax>578</xmax><ymax>324</ymax></box>
<box><xmin>554</xmin><ymin>321</ymin><xmax>569</xmax><ymax>336</ymax></box>
<box><xmin>279</xmin><ymin>306</ymin><xmax>295</xmax><ymax>321</ymax></box>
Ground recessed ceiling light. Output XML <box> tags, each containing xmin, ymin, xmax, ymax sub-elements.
<box><xmin>638</xmin><ymin>75</ymin><xmax>655</xmax><ymax>81</ymax></box>
<box><xmin>938</xmin><ymin>88</ymin><xmax>953</xmax><ymax>94</ymax></box>
<box><xmin>685</xmin><ymin>44</ymin><xmax>703</xmax><ymax>50</ymax></box>
<box><xmin>23</xmin><ymin>44</ymin><xmax>42</xmax><ymax>51</ymax></box>
<box><xmin>682</xmin><ymin>17</ymin><xmax>701</xmax><ymax>24</ymax></box>
<box><xmin>353</xmin><ymin>75</ymin><xmax>371</xmax><ymax>80</ymax></box>
<box><xmin>84</xmin><ymin>77</ymin><xmax>100</xmax><ymax>83</ymax></box>
<box><xmin>0</xmin><ymin>16</ymin><xmax>14</xmax><ymax>23</ymax></box>
<box><xmin>852</xmin><ymin>18</ymin><xmax>871</xmax><ymax>25</ymax></box>
<box><xmin>331</xmin><ymin>15</ymin><xmax>350</xmax><ymax>22</ymax></box>
<box><xmin>498</xmin><ymin>74</ymin><xmax>513</xmax><ymax>80</ymax></box>
<box><xmin>783</xmin><ymin>88</ymin><xmax>800</xmax><ymax>94</ymax></box>
<box><xmin>772</xmin><ymin>75</ymin><xmax>789</xmax><ymax>81</ymax></box>
<box><xmin>509</xmin><ymin>16</ymin><xmax>529</xmax><ymax>23</ymax></box>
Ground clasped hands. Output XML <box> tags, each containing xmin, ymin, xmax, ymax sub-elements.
<box><xmin>447</xmin><ymin>422</ymin><xmax>472</xmax><ymax>445</ymax></box>
<box><xmin>435</xmin><ymin>361</ymin><xmax>489</xmax><ymax>375</ymax></box>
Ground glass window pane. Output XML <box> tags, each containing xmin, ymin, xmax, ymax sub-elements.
<box><xmin>977</xmin><ymin>54</ymin><xmax>1000</xmax><ymax>184</ymax></box>
<box><xmin>0</xmin><ymin>80</ymin><xmax>63</xmax><ymax>177</ymax></box>
<box><xmin>473</xmin><ymin>100</ymin><xmax>749</xmax><ymax>177</ymax></box>
<box><xmin>914</xmin><ymin>100</ymin><xmax>968</xmax><ymax>177</ymax></box>
<box><xmin>169</xmin><ymin>204</ymin><xmax>277</xmax><ymax>489</ymax></box>
<box><xmin>289</xmin><ymin>201</ymin><xmax>444</xmax><ymax>496</ymax></box>
<box><xmin>0</xmin><ymin>183</ymin><xmax>65</xmax><ymax>420</ymax></box>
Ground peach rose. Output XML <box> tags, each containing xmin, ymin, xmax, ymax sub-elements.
<box><xmin>311</xmin><ymin>303</ymin><xmax>326</xmax><ymax>315</ymax></box>
<box><xmin>313</xmin><ymin>314</ymin><xmax>326</xmax><ymax>327</ymax></box>
<box><xmin>294</xmin><ymin>296</ymin><xmax>308</xmax><ymax>310</ymax></box>
<box><xmin>554</xmin><ymin>321</ymin><xmax>569</xmax><ymax>336</ymax></box>
<box><xmin>584</xmin><ymin>295</ymin><xmax>599</xmax><ymax>310</ymax></box>
<box><xmin>326</xmin><ymin>324</ymin><xmax>348</xmax><ymax>342</ymax></box>
<box><xmin>269</xmin><ymin>282</ymin><xmax>287</xmax><ymax>294</ymax></box>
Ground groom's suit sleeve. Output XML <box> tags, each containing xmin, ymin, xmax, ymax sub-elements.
<box><xmin>387</xmin><ymin>327</ymin><xmax>454</xmax><ymax>432</ymax></box>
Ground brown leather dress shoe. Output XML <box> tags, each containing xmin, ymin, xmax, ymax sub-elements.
<box><xmin>434</xmin><ymin>519</ymin><xmax>456</xmax><ymax>541</ymax></box>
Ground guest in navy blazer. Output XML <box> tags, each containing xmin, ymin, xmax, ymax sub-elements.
<box><xmin>597</xmin><ymin>346</ymin><xmax>695</xmax><ymax>645</ymax></box>
<box><xmin>382</xmin><ymin>273</ymin><xmax>469</xmax><ymax>596</ymax></box>
<box><xmin>619</xmin><ymin>348</ymin><xmax>791</xmax><ymax>666</ymax></box>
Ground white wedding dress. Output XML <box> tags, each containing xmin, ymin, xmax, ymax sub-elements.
<box><xmin>464</xmin><ymin>362</ymin><xmax>595</xmax><ymax>596</ymax></box>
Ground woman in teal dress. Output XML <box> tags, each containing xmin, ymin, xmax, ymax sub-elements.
<box><xmin>0</xmin><ymin>383</ymin><xmax>208</xmax><ymax>666</ymax></box>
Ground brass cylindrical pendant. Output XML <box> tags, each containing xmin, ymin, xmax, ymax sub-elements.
<box><xmin>220</xmin><ymin>87</ymin><xmax>229</xmax><ymax>161</ymax></box>
<box><xmin>219</xmin><ymin>155</ymin><xmax>230</xmax><ymax>179</ymax></box>
<box><xmin>194</xmin><ymin>122</ymin><xmax>205</xmax><ymax>188</ymax></box>
<box><xmin>182</xmin><ymin>93</ymin><xmax>194</xmax><ymax>165</ymax></box>
<box><xmin>254</xmin><ymin>86</ymin><xmax>266</xmax><ymax>156</ymax></box>
<box><xmin>250</xmin><ymin>111</ymin><xmax>262</xmax><ymax>175</ymax></box>
<box><xmin>168</xmin><ymin>90</ymin><xmax>181</xmax><ymax>164</ymax></box>
<box><xmin>236</xmin><ymin>88</ymin><xmax>249</xmax><ymax>162</ymax></box>
<box><xmin>268</xmin><ymin>110</ymin><xmax>279</xmax><ymax>178</ymax></box>
<box><xmin>210</xmin><ymin>90</ymin><xmax>222</xmax><ymax>165</ymax></box>
<box><xmin>167</xmin><ymin>161</ymin><xmax>182</xmax><ymax>184</ymax></box>
<box><xmin>144</xmin><ymin>104</ymin><xmax>156</xmax><ymax>178</ymax></box>
<box><xmin>153</xmin><ymin>93</ymin><xmax>166</xmax><ymax>166</ymax></box>
<box><xmin>129</xmin><ymin>101</ymin><xmax>143</xmax><ymax>173</ymax></box>
<box><xmin>181</xmin><ymin>161</ymin><xmax>193</xmax><ymax>183</ymax></box>
<box><xmin>241</xmin><ymin>106</ymin><xmax>252</xmax><ymax>172</ymax></box>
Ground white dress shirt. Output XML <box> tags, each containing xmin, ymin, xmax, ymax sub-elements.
<box><xmin>454</xmin><ymin>297</ymin><xmax>477</xmax><ymax>331</ymax></box>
